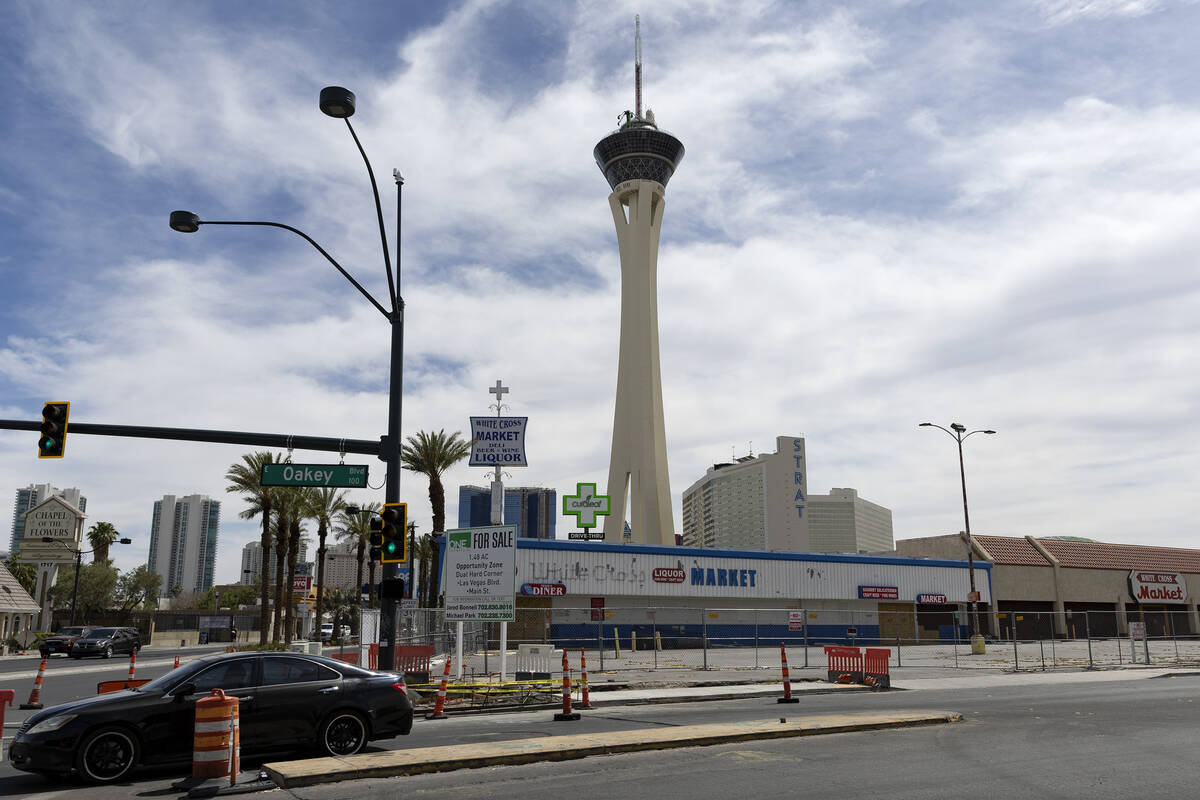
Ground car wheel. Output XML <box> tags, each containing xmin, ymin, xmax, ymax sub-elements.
<box><xmin>102</xmin><ymin>645</ymin><xmax>113</xmax><ymax>659</ymax></box>
<box><xmin>75</xmin><ymin>726</ymin><xmax>140</xmax><ymax>784</ymax></box>
<box><xmin>319</xmin><ymin>711</ymin><xmax>369</xmax><ymax>757</ymax></box>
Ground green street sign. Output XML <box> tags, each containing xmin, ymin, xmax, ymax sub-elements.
<box><xmin>260</xmin><ymin>463</ymin><xmax>368</xmax><ymax>488</ymax></box>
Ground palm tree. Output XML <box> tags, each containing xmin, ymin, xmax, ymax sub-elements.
<box><xmin>336</xmin><ymin>502</ymin><xmax>378</xmax><ymax>609</ymax></box>
<box><xmin>86</xmin><ymin>521</ymin><xmax>120</xmax><ymax>564</ymax></box>
<box><xmin>271</xmin><ymin>488</ymin><xmax>303</xmax><ymax>644</ymax></box>
<box><xmin>304</xmin><ymin>487</ymin><xmax>348</xmax><ymax>634</ymax></box>
<box><xmin>283</xmin><ymin>487</ymin><xmax>311</xmax><ymax>645</ymax></box>
<box><xmin>401</xmin><ymin>429</ymin><xmax>472</xmax><ymax>607</ymax></box>
<box><xmin>226</xmin><ymin>451</ymin><xmax>283</xmax><ymax>646</ymax></box>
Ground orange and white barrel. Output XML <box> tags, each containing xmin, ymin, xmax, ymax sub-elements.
<box><xmin>192</xmin><ymin>689</ymin><xmax>240</xmax><ymax>783</ymax></box>
<box><xmin>128</xmin><ymin>649</ymin><xmax>137</xmax><ymax>680</ymax></box>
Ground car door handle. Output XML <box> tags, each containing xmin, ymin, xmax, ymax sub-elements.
<box><xmin>318</xmin><ymin>687</ymin><xmax>340</xmax><ymax>694</ymax></box>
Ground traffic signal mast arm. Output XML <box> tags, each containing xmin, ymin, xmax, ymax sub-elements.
<box><xmin>1</xmin><ymin>418</ymin><xmax>380</xmax><ymax>457</ymax></box>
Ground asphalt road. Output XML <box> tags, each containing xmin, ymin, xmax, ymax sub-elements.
<box><xmin>2</xmin><ymin>670</ymin><xmax>1197</xmax><ymax>799</ymax></box>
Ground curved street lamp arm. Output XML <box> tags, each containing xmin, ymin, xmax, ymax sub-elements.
<box><xmin>918</xmin><ymin>422</ymin><xmax>957</xmax><ymax>440</ymax></box>
<box><xmin>201</xmin><ymin>220</ymin><xmax>391</xmax><ymax>319</ymax></box>
<box><xmin>343</xmin><ymin>118</ymin><xmax>397</xmax><ymax>312</ymax></box>
<box><xmin>961</xmin><ymin>429</ymin><xmax>995</xmax><ymax>441</ymax></box>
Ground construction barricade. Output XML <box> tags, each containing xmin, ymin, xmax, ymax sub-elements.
<box><xmin>329</xmin><ymin>651</ymin><xmax>359</xmax><ymax>665</ymax></box>
<box><xmin>394</xmin><ymin>645</ymin><xmax>434</xmax><ymax>683</ymax></box>
<box><xmin>192</xmin><ymin>689</ymin><xmax>240</xmax><ymax>783</ymax></box>
<box><xmin>863</xmin><ymin>648</ymin><xmax>891</xmax><ymax>689</ymax></box>
<box><xmin>824</xmin><ymin>646</ymin><xmax>864</xmax><ymax>684</ymax></box>
<box><xmin>515</xmin><ymin>644</ymin><xmax>562</xmax><ymax>681</ymax></box>
<box><xmin>0</xmin><ymin>689</ymin><xmax>12</xmax><ymax>759</ymax></box>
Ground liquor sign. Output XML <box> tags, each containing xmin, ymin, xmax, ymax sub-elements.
<box><xmin>1129</xmin><ymin>570</ymin><xmax>1188</xmax><ymax>603</ymax></box>
<box><xmin>917</xmin><ymin>593</ymin><xmax>948</xmax><ymax>605</ymax></box>
<box><xmin>652</xmin><ymin>567</ymin><xmax>686</xmax><ymax>584</ymax></box>
<box><xmin>443</xmin><ymin>525</ymin><xmax>517</xmax><ymax>621</ymax></box>
<box><xmin>468</xmin><ymin>417</ymin><xmax>528</xmax><ymax>466</ymax></box>
<box><xmin>858</xmin><ymin>585</ymin><xmax>899</xmax><ymax>600</ymax></box>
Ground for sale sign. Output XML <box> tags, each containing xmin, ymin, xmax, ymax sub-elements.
<box><xmin>1129</xmin><ymin>570</ymin><xmax>1188</xmax><ymax>603</ymax></box>
<box><xmin>443</xmin><ymin>525</ymin><xmax>517</xmax><ymax>621</ymax></box>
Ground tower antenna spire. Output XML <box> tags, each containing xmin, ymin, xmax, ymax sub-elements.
<box><xmin>634</xmin><ymin>15</ymin><xmax>642</xmax><ymax>119</ymax></box>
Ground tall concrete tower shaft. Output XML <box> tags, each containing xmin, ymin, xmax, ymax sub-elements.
<box><xmin>593</xmin><ymin>52</ymin><xmax>685</xmax><ymax>545</ymax></box>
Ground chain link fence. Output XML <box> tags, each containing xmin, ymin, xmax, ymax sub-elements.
<box><xmin>436</xmin><ymin>606</ymin><xmax>1200</xmax><ymax>676</ymax></box>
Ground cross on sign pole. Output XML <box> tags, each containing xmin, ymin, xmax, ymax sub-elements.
<box><xmin>490</xmin><ymin>380</ymin><xmax>508</xmax><ymax>403</ymax></box>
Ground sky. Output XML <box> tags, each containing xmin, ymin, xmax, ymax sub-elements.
<box><xmin>2</xmin><ymin>0</ymin><xmax>1199</xmax><ymax>586</ymax></box>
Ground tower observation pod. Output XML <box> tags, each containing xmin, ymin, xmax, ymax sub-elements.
<box><xmin>592</xmin><ymin>16</ymin><xmax>684</xmax><ymax>546</ymax></box>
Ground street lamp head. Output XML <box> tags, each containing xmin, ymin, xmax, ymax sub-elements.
<box><xmin>41</xmin><ymin>537</ymin><xmax>55</xmax><ymax>544</ymax></box>
<box><xmin>118</xmin><ymin>538</ymin><xmax>132</xmax><ymax>544</ymax></box>
<box><xmin>983</xmin><ymin>430</ymin><xmax>996</xmax><ymax>435</ymax></box>
<box><xmin>950</xmin><ymin>422</ymin><xmax>966</xmax><ymax>433</ymax></box>
<box><xmin>345</xmin><ymin>505</ymin><xmax>361</xmax><ymax>515</ymax></box>
<box><xmin>918</xmin><ymin>422</ymin><xmax>933</xmax><ymax>427</ymax></box>
<box><xmin>320</xmin><ymin>86</ymin><xmax>356</xmax><ymax>118</ymax></box>
<box><xmin>169</xmin><ymin>210</ymin><xmax>201</xmax><ymax>233</ymax></box>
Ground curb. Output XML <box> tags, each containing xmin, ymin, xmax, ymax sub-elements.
<box><xmin>264</xmin><ymin>710</ymin><xmax>963</xmax><ymax>788</ymax></box>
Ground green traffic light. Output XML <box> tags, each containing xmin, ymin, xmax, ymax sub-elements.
<box><xmin>385</xmin><ymin>541</ymin><xmax>397</xmax><ymax>554</ymax></box>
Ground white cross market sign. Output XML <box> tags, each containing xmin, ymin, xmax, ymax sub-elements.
<box><xmin>563</xmin><ymin>483</ymin><xmax>611</xmax><ymax>530</ymax></box>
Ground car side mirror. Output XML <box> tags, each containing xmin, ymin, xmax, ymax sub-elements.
<box><xmin>173</xmin><ymin>682</ymin><xmax>197</xmax><ymax>700</ymax></box>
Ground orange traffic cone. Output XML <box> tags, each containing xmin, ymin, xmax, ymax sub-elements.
<box><xmin>20</xmin><ymin>657</ymin><xmax>47</xmax><ymax>709</ymax></box>
<box><xmin>778</xmin><ymin>642</ymin><xmax>799</xmax><ymax>704</ymax></box>
<box><xmin>425</xmin><ymin>657</ymin><xmax>452</xmax><ymax>720</ymax></box>
<box><xmin>174</xmin><ymin>653</ymin><xmax>181</xmax><ymax>670</ymax></box>
<box><xmin>578</xmin><ymin>647</ymin><xmax>592</xmax><ymax>709</ymax></box>
<box><xmin>128</xmin><ymin>649</ymin><xmax>137</xmax><ymax>680</ymax></box>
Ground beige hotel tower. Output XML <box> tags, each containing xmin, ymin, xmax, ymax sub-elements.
<box><xmin>593</xmin><ymin>18</ymin><xmax>684</xmax><ymax>546</ymax></box>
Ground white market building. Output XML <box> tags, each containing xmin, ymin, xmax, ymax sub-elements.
<box><xmin>501</xmin><ymin>539</ymin><xmax>991</xmax><ymax>645</ymax></box>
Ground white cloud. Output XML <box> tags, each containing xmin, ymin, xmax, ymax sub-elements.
<box><xmin>3</xmin><ymin>1</ymin><xmax>1200</xmax><ymax>590</ymax></box>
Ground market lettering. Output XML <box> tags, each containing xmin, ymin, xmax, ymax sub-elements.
<box><xmin>1137</xmin><ymin>585</ymin><xmax>1185</xmax><ymax>601</ymax></box>
<box><xmin>690</xmin><ymin>567</ymin><xmax>757</xmax><ymax>587</ymax></box>
<box><xmin>475</xmin><ymin>431</ymin><xmax>521</xmax><ymax>441</ymax></box>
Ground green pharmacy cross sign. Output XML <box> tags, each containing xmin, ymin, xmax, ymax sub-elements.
<box><xmin>563</xmin><ymin>482</ymin><xmax>611</xmax><ymax>530</ymax></box>
<box><xmin>260</xmin><ymin>463</ymin><xmax>368</xmax><ymax>488</ymax></box>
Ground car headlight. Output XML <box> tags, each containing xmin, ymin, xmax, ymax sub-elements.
<box><xmin>26</xmin><ymin>714</ymin><xmax>78</xmax><ymax>735</ymax></box>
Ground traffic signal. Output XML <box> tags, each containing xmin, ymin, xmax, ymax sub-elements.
<box><xmin>368</xmin><ymin>516</ymin><xmax>384</xmax><ymax>562</ymax></box>
<box><xmin>380</xmin><ymin>502</ymin><xmax>407</xmax><ymax>564</ymax></box>
<box><xmin>380</xmin><ymin>577</ymin><xmax>406</xmax><ymax>600</ymax></box>
<box><xmin>38</xmin><ymin>402</ymin><xmax>70</xmax><ymax>459</ymax></box>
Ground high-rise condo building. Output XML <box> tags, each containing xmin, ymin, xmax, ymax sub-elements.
<box><xmin>147</xmin><ymin>494</ymin><xmax>220</xmax><ymax>597</ymax></box>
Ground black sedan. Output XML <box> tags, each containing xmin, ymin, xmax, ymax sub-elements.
<box><xmin>9</xmin><ymin>651</ymin><xmax>414</xmax><ymax>784</ymax></box>
<box><xmin>69</xmin><ymin>627</ymin><xmax>140</xmax><ymax>659</ymax></box>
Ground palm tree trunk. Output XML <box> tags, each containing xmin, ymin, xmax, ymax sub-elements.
<box><xmin>284</xmin><ymin>519</ymin><xmax>300</xmax><ymax>645</ymax></box>
<box><xmin>315</xmin><ymin>520</ymin><xmax>328</xmax><ymax>636</ymax></box>
<box><xmin>258</xmin><ymin>500</ymin><xmax>272</xmax><ymax>646</ymax></box>
<box><xmin>429</xmin><ymin>475</ymin><xmax>446</xmax><ymax>607</ymax></box>
<box><xmin>273</xmin><ymin>513</ymin><xmax>287</xmax><ymax>644</ymax></box>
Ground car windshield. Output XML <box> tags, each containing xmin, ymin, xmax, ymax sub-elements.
<box><xmin>81</xmin><ymin>628</ymin><xmax>118</xmax><ymax>639</ymax></box>
<box><xmin>137</xmin><ymin>658</ymin><xmax>213</xmax><ymax>692</ymax></box>
<box><xmin>57</xmin><ymin>627</ymin><xmax>88</xmax><ymax>636</ymax></box>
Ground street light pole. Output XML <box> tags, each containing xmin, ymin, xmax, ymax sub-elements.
<box><xmin>919</xmin><ymin>422</ymin><xmax>995</xmax><ymax>650</ymax></box>
<box><xmin>170</xmin><ymin>87</ymin><xmax>405</xmax><ymax>670</ymax></box>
